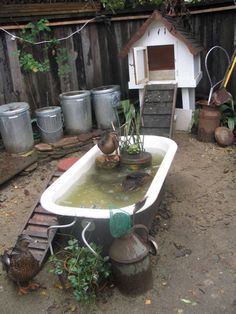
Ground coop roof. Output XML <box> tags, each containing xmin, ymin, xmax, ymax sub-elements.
<box><xmin>119</xmin><ymin>10</ymin><xmax>203</xmax><ymax>58</ymax></box>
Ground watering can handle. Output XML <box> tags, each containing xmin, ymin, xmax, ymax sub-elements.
<box><xmin>132</xmin><ymin>224</ymin><xmax>158</xmax><ymax>255</ymax></box>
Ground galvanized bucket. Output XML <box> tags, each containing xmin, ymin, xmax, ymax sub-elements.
<box><xmin>0</xmin><ymin>102</ymin><xmax>34</xmax><ymax>154</ymax></box>
<box><xmin>91</xmin><ymin>85</ymin><xmax>120</xmax><ymax>129</ymax></box>
<box><xmin>35</xmin><ymin>106</ymin><xmax>63</xmax><ymax>144</ymax></box>
<box><xmin>59</xmin><ymin>90</ymin><xmax>92</xmax><ymax>135</ymax></box>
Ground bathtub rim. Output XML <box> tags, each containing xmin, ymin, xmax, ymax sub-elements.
<box><xmin>40</xmin><ymin>135</ymin><xmax>177</xmax><ymax>219</ymax></box>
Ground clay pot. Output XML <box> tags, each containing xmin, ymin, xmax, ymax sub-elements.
<box><xmin>197</xmin><ymin>107</ymin><xmax>221</xmax><ymax>143</ymax></box>
<box><xmin>215</xmin><ymin>127</ymin><xmax>234</xmax><ymax>147</ymax></box>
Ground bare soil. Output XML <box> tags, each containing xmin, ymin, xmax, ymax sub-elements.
<box><xmin>0</xmin><ymin>131</ymin><xmax>236</xmax><ymax>314</ymax></box>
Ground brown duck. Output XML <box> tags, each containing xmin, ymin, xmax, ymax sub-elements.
<box><xmin>1</xmin><ymin>234</ymin><xmax>40</xmax><ymax>294</ymax></box>
<box><xmin>122</xmin><ymin>171</ymin><xmax>151</xmax><ymax>192</ymax></box>
<box><xmin>97</xmin><ymin>131</ymin><xmax>119</xmax><ymax>155</ymax></box>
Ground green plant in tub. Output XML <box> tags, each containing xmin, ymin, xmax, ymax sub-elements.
<box><xmin>119</xmin><ymin>99</ymin><xmax>144</xmax><ymax>155</ymax></box>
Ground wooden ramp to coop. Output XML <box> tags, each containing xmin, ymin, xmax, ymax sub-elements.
<box><xmin>141</xmin><ymin>84</ymin><xmax>177</xmax><ymax>138</ymax></box>
<box><xmin>12</xmin><ymin>173</ymin><xmax>61</xmax><ymax>267</ymax></box>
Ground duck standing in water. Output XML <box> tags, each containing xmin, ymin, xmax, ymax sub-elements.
<box><xmin>1</xmin><ymin>234</ymin><xmax>40</xmax><ymax>294</ymax></box>
<box><xmin>122</xmin><ymin>171</ymin><xmax>151</xmax><ymax>192</ymax></box>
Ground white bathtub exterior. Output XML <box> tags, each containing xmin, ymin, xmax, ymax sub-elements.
<box><xmin>40</xmin><ymin>135</ymin><xmax>177</xmax><ymax>220</ymax></box>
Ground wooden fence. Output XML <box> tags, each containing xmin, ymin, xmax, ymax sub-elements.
<box><xmin>0</xmin><ymin>8</ymin><xmax>236</xmax><ymax>113</ymax></box>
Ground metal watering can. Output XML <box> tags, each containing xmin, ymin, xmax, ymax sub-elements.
<box><xmin>109</xmin><ymin>224</ymin><xmax>158</xmax><ymax>296</ymax></box>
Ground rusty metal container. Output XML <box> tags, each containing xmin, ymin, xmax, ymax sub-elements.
<box><xmin>109</xmin><ymin>224</ymin><xmax>157</xmax><ymax>296</ymax></box>
<box><xmin>197</xmin><ymin>106</ymin><xmax>221</xmax><ymax>143</ymax></box>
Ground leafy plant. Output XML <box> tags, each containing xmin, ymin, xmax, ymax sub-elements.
<box><xmin>55</xmin><ymin>47</ymin><xmax>71</xmax><ymax>77</ymax></box>
<box><xmin>219</xmin><ymin>97</ymin><xmax>236</xmax><ymax>132</ymax></box>
<box><xmin>19</xmin><ymin>53</ymin><xmax>49</xmax><ymax>73</ymax></box>
<box><xmin>100</xmin><ymin>0</ymin><xmax>197</xmax><ymax>12</ymax></box>
<box><xmin>119</xmin><ymin>100</ymin><xmax>144</xmax><ymax>155</ymax></box>
<box><xmin>48</xmin><ymin>238</ymin><xmax>111</xmax><ymax>304</ymax></box>
<box><xmin>18</xmin><ymin>19</ymin><xmax>70</xmax><ymax>76</ymax></box>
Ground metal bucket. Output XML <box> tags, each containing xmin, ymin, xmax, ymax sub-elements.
<box><xmin>109</xmin><ymin>224</ymin><xmax>158</xmax><ymax>296</ymax></box>
<box><xmin>0</xmin><ymin>102</ymin><xmax>34</xmax><ymax>154</ymax></box>
<box><xmin>35</xmin><ymin>106</ymin><xmax>63</xmax><ymax>144</ymax></box>
<box><xmin>59</xmin><ymin>90</ymin><xmax>92</xmax><ymax>135</ymax></box>
<box><xmin>91</xmin><ymin>85</ymin><xmax>120</xmax><ymax>129</ymax></box>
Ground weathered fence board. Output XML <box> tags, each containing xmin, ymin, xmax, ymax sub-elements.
<box><xmin>0</xmin><ymin>9</ymin><xmax>236</xmax><ymax>113</ymax></box>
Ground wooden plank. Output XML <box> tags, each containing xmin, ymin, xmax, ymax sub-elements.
<box><xmin>80</xmin><ymin>23</ymin><xmax>102</xmax><ymax>89</ymax></box>
<box><xmin>34</xmin><ymin>205</ymin><xmax>52</xmax><ymax>215</ymax></box>
<box><xmin>0</xmin><ymin>33</ymin><xmax>15</xmax><ymax>105</ymax></box>
<box><xmin>5</xmin><ymin>33</ymin><xmax>27</xmax><ymax>102</ymax></box>
<box><xmin>23</xmin><ymin>229</ymin><xmax>48</xmax><ymax>239</ymax></box>
<box><xmin>0</xmin><ymin>151</ymin><xmax>38</xmax><ymax>186</ymax></box>
<box><xmin>142</xmin><ymin>115</ymin><xmax>172</xmax><ymax>128</ymax></box>
<box><xmin>143</xmin><ymin>102</ymin><xmax>173</xmax><ymax>114</ymax></box>
<box><xmin>30</xmin><ymin>213</ymin><xmax>58</xmax><ymax>223</ymax></box>
<box><xmin>142</xmin><ymin>128</ymin><xmax>170</xmax><ymax>137</ymax></box>
<box><xmin>146</xmin><ymin>84</ymin><xmax>176</xmax><ymax>91</ymax></box>
<box><xmin>0</xmin><ymin>3</ymin><xmax>101</xmax><ymax>17</ymax></box>
<box><xmin>144</xmin><ymin>90</ymin><xmax>174</xmax><ymax>103</ymax></box>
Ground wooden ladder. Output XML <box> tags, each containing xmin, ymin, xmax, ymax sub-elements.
<box><xmin>141</xmin><ymin>84</ymin><xmax>177</xmax><ymax>138</ymax></box>
<box><xmin>12</xmin><ymin>172</ymin><xmax>61</xmax><ymax>266</ymax></box>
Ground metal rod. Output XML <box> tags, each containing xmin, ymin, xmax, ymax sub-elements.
<box><xmin>205</xmin><ymin>45</ymin><xmax>230</xmax><ymax>105</ymax></box>
<box><xmin>47</xmin><ymin>218</ymin><xmax>77</xmax><ymax>255</ymax></box>
<box><xmin>81</xmin><ymin>221</ymin><xmax>98</xmax><ymax>257</ymax></box>
<box><xmin>1</xmin><ymin>5</ymin><xmax>236</xmax><ymax>30</ymax></box>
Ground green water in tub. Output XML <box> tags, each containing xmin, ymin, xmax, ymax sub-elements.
<box><xmin>56</xmin><ymin>152</ymin><xmax>164</xmax><ymax>209</ymax></box>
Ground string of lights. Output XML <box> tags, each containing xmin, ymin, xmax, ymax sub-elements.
<box><xmin>0</xmin><ymin>16</ymin><xmax>96</xmax><ymax>44</ymax></box>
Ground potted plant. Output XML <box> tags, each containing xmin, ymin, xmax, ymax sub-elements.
<box><xmin>218</xmin><ymin>96</ymin><xmax>236</xmax><ymax>132</ymax></box>
<box><xmin>119</xmin><ymin>100</ymin><xmax>152</xmax><ymax>169</ymax></box>
<box><xmin>215</xmin><ymin>95</ymin><xmax>236</xmax><ymax>146</ymax></box>
<box><xmin>48</xmin><ymin>238</ymin><xmax>111</xmax><ymax>304</ymax></box>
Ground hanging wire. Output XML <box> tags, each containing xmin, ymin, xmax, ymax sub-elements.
<box><xmin>0</xmin><ymin>17</ymin><xmax>96</xmax><ymax>45</ymax></box>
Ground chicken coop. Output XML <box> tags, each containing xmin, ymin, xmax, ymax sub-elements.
<box><xmin>119</xmin><ymin>10</ymin><xmax>204</xmax><ymax>132</ymax></box>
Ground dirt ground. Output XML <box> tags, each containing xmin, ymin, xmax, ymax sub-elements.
<box><xmin>0</xmin><ymin>131</ymin><xmax>236</xmax><ymax>314</ymax></box>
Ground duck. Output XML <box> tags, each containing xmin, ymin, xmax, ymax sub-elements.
<box><xmin>122</xmin><ymin>171</ymin><xmax>151</xmax><ymax>192</ymax></box>
<box><xmin>97</xmin><ymin>130</ymin><xmax>119</xmax><ymax>155</ymax></box>
<box><xmin>1</xmin><ymin>234</ymin><xmax>40</xmax><ymax>294</ymax></box>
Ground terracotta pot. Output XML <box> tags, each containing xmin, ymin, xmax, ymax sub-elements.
<box><xmin>215</xmin><ymin>127</ymin><xmax>234</xmax><ymax>147</ymax></box>
<box><xmin>197</xmin><ymin>106</ymin><xmax>221</xmax><ymax>143</ymax></box>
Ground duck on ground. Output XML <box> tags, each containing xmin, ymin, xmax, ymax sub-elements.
<box><xmin>1</xmin><ymin>234</ymin><xmax>40</xmax><ymax>294</ymax></box>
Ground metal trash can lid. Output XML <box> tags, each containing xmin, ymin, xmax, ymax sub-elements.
<box><xmin>0</xmin><ymin>102</ymin><xmax>30</xmax><ymax>117</ymax></box>
<box><xmin>91</xmin><ymin>85</ymin><xmax>120</xmax><ymax>95</ymax></box>
<box><xmin>35</xmin><ymin>106</ymin><xmax>61</xmax><ymax>117</ymax></box>
<box><xmin>59</xmin><ymin>90</ymin><xmax>90</xmax><ymax>100</ymax></box>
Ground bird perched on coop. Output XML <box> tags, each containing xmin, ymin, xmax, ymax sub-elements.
<box><xmin>1</xmin><ymin>234</ymin><xmax>40</xmax><ymax>294</ymax></box>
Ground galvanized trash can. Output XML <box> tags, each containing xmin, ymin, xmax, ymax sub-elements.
<box><xmin>35</xmin><ymin>106</ymin><xmax>63</xmax><ymax>144</ymax></box>
<box><xmin>0</xmin><ymin>102</ymin><xmax>34</xmax><ymax>154</ymax></box>
<box><xmin>91</xmin><ymin>85</ymin><xmax>120</xmax><ymax>129</ymax></box>
<box><xmin>59</xmin><ymin>90</ymin><xmax>92</xmax><ymax>135</ymax></box>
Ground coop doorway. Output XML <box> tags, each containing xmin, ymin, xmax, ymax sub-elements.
<box><xmin>147</xmin><ymin>45</ymin><xmax>175</xmax><ymax>80</ymax></box>
<box><xmin>133</xmin><ymin>44</ymin><xmax>176</xmax><ymax>84</ymax></box>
